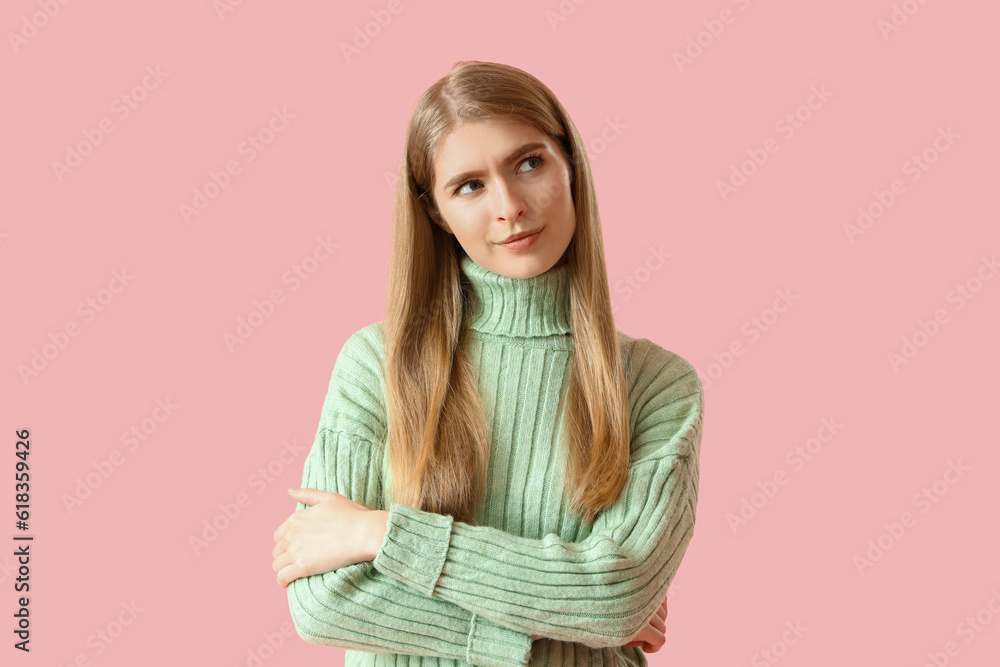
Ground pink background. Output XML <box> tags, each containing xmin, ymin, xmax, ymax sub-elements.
<box><xmin>3</xmin><ymin>0</ymin><xmax>999</xmax><ymax>665</ymax></box>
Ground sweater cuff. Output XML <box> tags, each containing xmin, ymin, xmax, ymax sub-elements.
<box><xmin>467</xmin><ymin>614</ymin><xmax>534</xmax><ymax>667</ymax></box>
<box><xmin>372</xmin><ymin>502</ymin><xmax>453</xmax><ymax>597</ymax></box>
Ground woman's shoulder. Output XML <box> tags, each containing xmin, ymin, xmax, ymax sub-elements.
<box><xmin>332</xmin><ymin>321</ymin><xmax>386</xmax><ymax>387</ymax></box>
<box><xmin>616</xmin><ymin>329</ymin><xmax>704</xmax><ymax>459</ymax></box>
<box><xmin>616</xmin><ymin>329</ymin><xmax>700</xmax><ymax>387</ymax></box>
<box><xmin>317</xmin><ymin>321</ymin><xmax>387</xmax><ymax>444</ymax></box>
<box><xmin>342</xmin><ymin>321</ymin><xmax>385</xmax><ymax>359</ymax></box>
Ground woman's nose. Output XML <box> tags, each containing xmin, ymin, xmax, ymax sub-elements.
<box><xmin>492</xmin><ymin>179</ymin><xmax>527</xmax><ymax>221</ymax></box>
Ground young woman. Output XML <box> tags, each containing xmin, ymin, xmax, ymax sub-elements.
<box><xmin>271</xmin><ymin>61</ymin><xmax>704</xmax><ymax>667</ymax></box>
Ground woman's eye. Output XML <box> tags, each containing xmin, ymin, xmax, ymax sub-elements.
<box><xmin>520</xmin><ymin>154</ymin><xmax>543</xmax><ymax>173</ymax></box>
<box><xmin>456</xmin><ymin>181</ymin><xmax>482</xmax><ymax>196</ymax></box>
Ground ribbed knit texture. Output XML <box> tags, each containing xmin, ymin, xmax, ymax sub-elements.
<box><xmin>287</xmin><ymin>254</ymin><xmax>704</xmax><ymax>667</ymax></box>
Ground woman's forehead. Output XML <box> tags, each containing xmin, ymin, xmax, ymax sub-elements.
<box><xmin>431</xmin><ymin>121</ymin><xmax>552</xmax><ymax>180</ymax></box>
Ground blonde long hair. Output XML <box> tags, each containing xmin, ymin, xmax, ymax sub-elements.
<box><xmin>383</xmin><ymin>61</ymin><xmax>630</xmax><ymax>525</ymax></box>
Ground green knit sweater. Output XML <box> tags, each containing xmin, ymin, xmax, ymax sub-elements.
<box><xmin>287</xmin><ymin>254</ymin><xmax>704</xmax><ymax>667</ymax></box>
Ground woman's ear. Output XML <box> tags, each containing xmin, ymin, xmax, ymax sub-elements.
<box><xmin>426</xmin><ymin>205</ymin><xmax>453</xmax><ymax>235</ymax></box>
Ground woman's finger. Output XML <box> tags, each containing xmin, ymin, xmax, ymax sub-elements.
<box><xmin>651</xmin><ymin>600</ymin><xmax>665</xmax><ymax>625</ymax></box>
<box><xmin>276</xmin><ymin>562</ymin><xmax>302</xmax><ymax>589</ymax></box>
<box><xmin>272</xmin><ymin>550</ymin><xmax>292</xmax><ymax>573</ymax></box>
<box><xmin>648</xmin><ymin>625</ymin><xmax>666</xmax><ymax>653</ymax></box>
<box><xmin>651</xmin><ymin>612</ymin><xmax>665</xmax><ymax>634</ymax></box>
<box><xmin>273</xmin><ymin>518</ymin><xmax>289</xmax><ymax>542</ymax></box>
<box><xmin>289</xmin><ymin>487</ymin><xmax>342</xmax><ymax>506</ymax></box>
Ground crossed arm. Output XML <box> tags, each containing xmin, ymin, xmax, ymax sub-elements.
<box><xmin>273</xmin><ymin>420</ymin><xmax>697</xmax><ymax>664</ymax></box>
<box><xmin>271</xmin><ymin>331</ymin><xmax>702</xmax><ymax>666</ymax></box>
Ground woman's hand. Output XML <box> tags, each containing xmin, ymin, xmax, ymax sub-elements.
<box><xmin>272</xmin><ymin>488</ymin><xmax>382</xmax><ymax>588</ymax></box>
<box><xmin>623</xmin><ymin>595</ymin><xmax>669</xmax><ymax>653</ymax></box>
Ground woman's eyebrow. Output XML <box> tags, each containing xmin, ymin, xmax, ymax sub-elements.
<box><xmin>441</xmin><ymin>141</ymin><xmax>547</xmax><ymax>192</ymax></box>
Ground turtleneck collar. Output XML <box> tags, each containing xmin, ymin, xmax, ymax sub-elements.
<box><xmin>460</xmin><ymin>254</ymin><xmax>572</xmax><ymax>338</ymax></box>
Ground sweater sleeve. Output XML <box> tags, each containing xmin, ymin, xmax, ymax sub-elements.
<box><xmin>371</xmin><ymin>347</ymin><xmax>704</xmax><ymax>649</ymax></box>
<box><xmin>286</xmin><ymin>326</ymin><xmax>534</xmax><ymax>667</ymax></box>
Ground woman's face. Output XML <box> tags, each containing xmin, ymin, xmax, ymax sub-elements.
<box><xmin>429</xmin><ymin>119</ymin><xmax>576</xmax><ymax>279</ymax></box>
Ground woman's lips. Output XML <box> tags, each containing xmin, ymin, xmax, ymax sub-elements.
<box><xmin>498</xmin><ymin>228</ymin><xmax>542</xmax><ymax>251</ymax></box>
